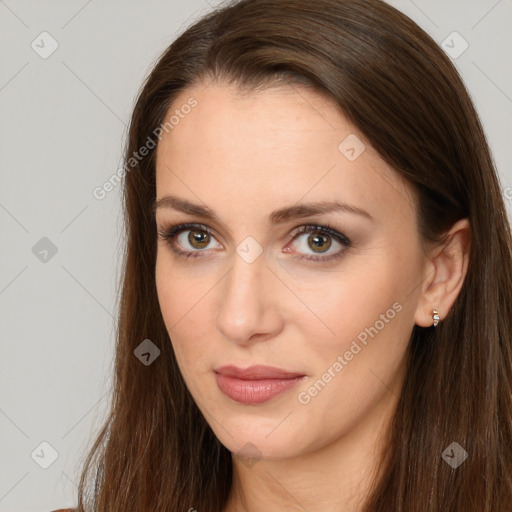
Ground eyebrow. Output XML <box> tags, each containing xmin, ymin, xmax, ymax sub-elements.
<box><xmin>152</xmin><ymin>195</ymin><xmax>374</xmax><ymax>225</ymax></box>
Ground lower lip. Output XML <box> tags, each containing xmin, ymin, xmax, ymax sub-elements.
<box><xmin>215</xmin><ymin>373</ymin><xmax>305</xmax><ymax>405</ymax></box>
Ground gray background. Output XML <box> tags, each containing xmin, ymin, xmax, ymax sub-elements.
<box><xmin>0</xmin><ymin>0</ymin><xmax>511</xmax><ymax>510</ymax></box>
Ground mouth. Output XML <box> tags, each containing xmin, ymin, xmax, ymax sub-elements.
<box><xmin>214</xmin><ymin>365</ymin><xmax>307</xmax><ymax>405</ymax></box>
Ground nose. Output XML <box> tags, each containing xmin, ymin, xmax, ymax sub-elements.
<box><xmin>215</xmin><ymin>250</ymin><xmax>284</xmax><ymax>346</ymax></box>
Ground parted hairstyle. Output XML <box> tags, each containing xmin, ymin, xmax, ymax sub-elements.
<box><xmin>73</xmin><ymin>0</ymin><xmax>512</xmax><ymax>510</ymax></box>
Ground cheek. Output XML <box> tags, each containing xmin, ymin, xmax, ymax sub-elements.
<box><xmin>291</xmin><ymin>285</ymin><xmax>410</xmax><ymax>448</ymax></box>
<box><xmin>293</xmin><ymin>245</ymin><xmax>416</xmax><ymax>378</ymax></box>
<box><xmin>290</xmin><ymin>263</ymin><xmax>398</xmax><ymax>344</ymax></box>
<box><xmin>155</xmin><ymin>254</ymin><xmax>213</xmax><ymax>373</ymax></box>
<box><xmin>155</xmin><ymin>249</ymin><xmax>214</xmax><ymax>325</ymax></box>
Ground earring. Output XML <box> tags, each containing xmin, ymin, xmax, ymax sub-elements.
<box><xmin>432</xmin><ymin>309</ymin><xmax>440</xmax><ymax>327</ymax></box>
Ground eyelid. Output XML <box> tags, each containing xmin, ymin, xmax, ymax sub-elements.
<box><xmin>158</xmin><ymin>221</ymin><xmax>213</xmax><ymax>238</ymax></box>
<box><xmin>288</xmin><ymin>223</ymin><xmax>351</xmax><ymax>246</ymax></box>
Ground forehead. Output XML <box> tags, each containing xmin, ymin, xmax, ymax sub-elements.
<box><xmin>154</xmin><ymin>81</ymin><xmax>415</xmax><ymax>223</ymax></box>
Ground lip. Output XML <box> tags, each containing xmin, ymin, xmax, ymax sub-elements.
<box><xmin>214</xmin><ymin>365</ymin><xmax>307</xmax><ymax>405</ymax></box>
<box><xmin>215</xmin><ymin>364</ymin><xmax>305</xmax><ymax>380</ymax></box>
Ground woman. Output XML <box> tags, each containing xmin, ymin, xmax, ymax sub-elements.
<box><xmin>55</xmin><ymin>0</ymin><xmax>512</xmax><ymax>510</ymax></box>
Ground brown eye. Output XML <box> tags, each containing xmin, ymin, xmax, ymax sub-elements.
<box><xmin>188</xmin><ymin>229</ymin><xmax>210</xmax><ymax>249</ymax></box>
<box><xmin>307</xmin><ymin>233</ymin><xmax>332</xmax><ymax>253</ymax></box>
<box><xmin>289</xmin><ymin>224</ymin><xmax>351</xmax><ymax>262</ymax></box>
<box><xmin>157</xmin><ymin>222</ymin><xmax>222</xmax><ymax>258</ymax></box>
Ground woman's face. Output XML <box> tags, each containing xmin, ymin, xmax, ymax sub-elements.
<box><xmin>154</xmin><ymin>81</ymin><xmax>427</xmax><ymax>461</ymax></box>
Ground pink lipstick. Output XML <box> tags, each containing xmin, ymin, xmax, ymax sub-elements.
<box><xmin>214</xmin><ymin>365</ymin><xmax>306</xmax><ymax>405</ymax></box>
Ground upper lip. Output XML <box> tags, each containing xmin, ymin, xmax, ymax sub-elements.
<box><xmin>214</xmin><ymin>365</ymin><xmax>306</xmax><ymax>380</ymax></box>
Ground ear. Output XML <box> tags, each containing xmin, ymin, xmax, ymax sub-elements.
<box><xmin>414</xmin><ymin>218</ymin><xmax>471</xmax><ymax>327</ymax></box>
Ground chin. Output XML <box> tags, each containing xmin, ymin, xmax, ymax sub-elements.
<box><xmin>208</xmin><ymin>416</ymin><xmax>307</xmax><ymax>461</ymax></box>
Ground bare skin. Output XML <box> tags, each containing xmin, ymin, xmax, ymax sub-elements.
<box><xmin>153</xmin><ymin>80</ymin><xmax>470</xmax><ymax>511</ymax></box>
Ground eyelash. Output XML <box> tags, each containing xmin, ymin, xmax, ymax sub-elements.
<box><xmin>156</xmin><ymin>222</ymin><xmax>352</xmax><ymax>263</ymax></box>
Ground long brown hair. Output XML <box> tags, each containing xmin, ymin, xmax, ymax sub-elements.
<box><xmin>74</xmin><ymin>0</ymin><xmax>512</xmax><ymax>510</ymax></box>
